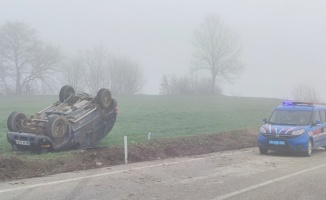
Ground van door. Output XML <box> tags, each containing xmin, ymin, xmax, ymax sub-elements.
<box><xmin>311</xmin><ymin>111</ymin><xmax>324</xmax><ymax>147</ymax></box>
<box><xmin>318</xmin><ymin>110</ymin><xmax>326</xmax><ymax>146</ymax></box>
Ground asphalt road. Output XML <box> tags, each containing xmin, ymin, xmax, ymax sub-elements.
<box><xmin>1</xmin><ymin>148</ymin><xmax>326</xmax><ymax>200</ymax></box>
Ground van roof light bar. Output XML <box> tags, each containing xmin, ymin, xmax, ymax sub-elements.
<box><xmin>282</xmin><ymin>101</ymin><xmax>314</xmax><ymax>106</ymax></box>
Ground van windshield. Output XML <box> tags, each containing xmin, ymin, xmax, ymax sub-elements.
<box><xmin>269</xmin><ymin>110</ymin><xmax>312</xmax><ymax>126</ymax></box>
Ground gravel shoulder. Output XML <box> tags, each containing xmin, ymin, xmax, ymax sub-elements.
<box><xmin>0</xmin><ymin>129</ymin><xmax>258</xmax><ymax>181</ymax></box>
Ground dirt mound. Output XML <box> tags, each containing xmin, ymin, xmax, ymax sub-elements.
<box><xmin>0</xmin><ymin>156</ymin><xmax>55</xmax><ymax>180</ymax></box>
<box><xmin>0</xmin><ymin>129</ymin><xmax>258</xmax><ymax>181</ymax></box>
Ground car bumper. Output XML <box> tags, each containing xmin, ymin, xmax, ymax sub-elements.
<box><xmin>7</xmin><ymin>132</ymin><xmax>54</xmax><ymax>150</ymax></box>
<box><xmin>258</xmin><ymin>133</ymin><xmax>310</xmax><ymax>153</ymax></box>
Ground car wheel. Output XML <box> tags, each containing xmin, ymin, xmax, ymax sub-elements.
<box><xmin>304</xmin><ymin>139</ymin><xmax>313</xmax><ymax>157</ymax></box>
<box><xmin>47</xmin><ymin>115</ymin><xmax>67</xmax><ymax>140</ymax></box>
<box><xmin>259</xmin><ymin>147</ymin><xmax>268</xmax><ymax>154</ymax></box>
<box><xmin>7</xmin><ymin>112</ymin><xmax>27</xmax><ymax>132</ymax></box>
<box><xmin>59</xmin><ymin>85</ymin><xmax>75</xmax><ymax>102</ymax></box>
<box><xmin>96</xmin><ymin>88</ymin><xmax>112</xmax><ymax>109</ymax></box>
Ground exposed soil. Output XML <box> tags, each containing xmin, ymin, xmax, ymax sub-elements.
<box><xmin>0</xmin><ymin>129</ymin><xmax>258</xmax><ymax>182</ymax></box>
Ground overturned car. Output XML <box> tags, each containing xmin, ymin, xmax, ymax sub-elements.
<box><xmin>7</xmin><ymin>85</ymin><xmax>117</xmax><ymax>153</ymax></box>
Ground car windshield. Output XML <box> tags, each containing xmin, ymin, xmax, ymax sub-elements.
<box><xmin>269</xmin><ymin>110</ymin><xmax>312</xmax><ymax>126</ymax></box>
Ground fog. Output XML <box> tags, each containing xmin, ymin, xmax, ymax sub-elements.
<box><xmin>1</xmin><ymin>0</ymin><xmax>326</xmax><ymax>100</ymax></box>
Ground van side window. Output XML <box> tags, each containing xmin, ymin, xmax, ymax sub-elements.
<box><xmin>314</xmin><ymin>111</ymin><xmax>321</xmax><ymax>123</ymax></box>
<box><xmin>320</xmin><ymin>110</ymin><xmax>326</xmax><ymax>123</ymax></box>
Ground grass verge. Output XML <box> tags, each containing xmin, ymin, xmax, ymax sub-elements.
<box><xmin>0</xmin><ymin>129</ymin><xmax>257</xmax><ymax>182</ymax></box>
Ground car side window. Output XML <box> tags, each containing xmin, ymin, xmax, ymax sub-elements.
<box><xmin>320</xmin><ymin>110</ymin><xmax>326</xmax><ymax>123</ymax></box>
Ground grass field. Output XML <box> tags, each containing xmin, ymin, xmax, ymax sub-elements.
<box><xmin>0</xmin><ymin>94</ymin><xmax>281</xmax><ymax>155</ymax></box>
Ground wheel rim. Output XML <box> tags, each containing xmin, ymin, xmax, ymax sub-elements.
<box><xmin>15</xmin><ymin>116</ymin><xmax>24</xmax><ymax>129</ymax></box>
<box><xmin>54</xmin><ymin>120</ymin><xmax>65</xmax><ymax>138</ymax></box>
<box><xmin>103</xmin><ymin>91</ymin><xmax>111</xmax><ymax>106</ymax></box>
<box><xmin>64</xmin><ymin>89</ymin><xmax>74</xmax><ymax>100</ymax></box>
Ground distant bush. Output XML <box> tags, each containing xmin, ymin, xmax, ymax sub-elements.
<box><xmin>159</xmin><ymin>74</ymin><xmax>221</xmax><ymax>95</ymax></box>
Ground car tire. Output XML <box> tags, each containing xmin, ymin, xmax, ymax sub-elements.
<box><xmin>304</xmin><ymin>139</ymin><xmax>313</xmax><ymax>157</ymax></box>
<box><xmin>47</xmin><ymin>115</ymin><xmax>68</xmax><ymax>140</ymax></box>
<box><xmin>7</xmin><ymin>112</ymin><xmax>27</xmax><ymax>132</ymax></box>
<box><xmin>59</xmin><ymin>85</ymin><xmax>75</xmax><ymax>102</ymax></box>
<box><xmin>259</xmin><ymin>147</ymin><xmax>268</xmax><ymax>154</ymax></box>
<box><xmin>96</xmin><ymin>88</ymin><xmax>112</xmax><ymax>109</ymax></box>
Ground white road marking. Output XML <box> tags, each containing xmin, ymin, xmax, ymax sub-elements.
<box><xmin>212</xmin><ymin>163</ymin><xmax>326</xmax><ymax>200</ymax></box>
<box><xmin>0</xmin><ymin>157</ymin><xmax>205</xmax><ymax>194</ymax></box>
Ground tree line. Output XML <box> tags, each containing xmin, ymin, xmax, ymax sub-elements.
<box><xmin>62</xmin><ymin>47</ymin><xmax>144</xmax><ymax>95</ymax></box>
<box><xmin>0</xmin><ymin>15</ymin><xmax>244</xmax><ymax>96</ymax></box>
<box><xmin>0</xmin><ymin>22</ymin><xmax>144</xmax><ymax>96</ymax></box>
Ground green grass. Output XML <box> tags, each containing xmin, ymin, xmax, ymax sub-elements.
<box><xmin>103</xmin><ymin>95</ymin><xmax>280</xmax><ymax>146</ymax></box>
<box><xmin>0</xmin><ymin>94</ymin><xmax>281</xmax><ymax>155</ymax></box>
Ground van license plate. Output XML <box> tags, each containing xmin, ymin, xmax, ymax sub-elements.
<box><xmin>269</xmin><ymin>140</ymin><xmax>285</xmax><ymax>145</ymax></box>
<box><xmin>16</xmin><ymin>140</ymin><xmax>30</xmax><ymax>145</ymax></box>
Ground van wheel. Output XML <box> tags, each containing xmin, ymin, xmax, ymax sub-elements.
<box><xmin>59</xmin><ymin>85</ymin><xmax>75</xmax><ymax>102</ymax></box>
<box><xmin>259</xmin><ymin>147</ymin><xmax>268</xmax><ymax>154</ymax></box>
<box><xmin>304</xmin><ymin>140</ymin><xmax>312</xmax><ymax>157</ymax></box>
<box><xmin>7</xmin><ymin>112</ymin><xmax>27</xmax><ymax>132</ymax></box>
<box><xmin>96</xmin><ymin>88</ymin><xmax>112</xmax><ymax>109</ymax></box>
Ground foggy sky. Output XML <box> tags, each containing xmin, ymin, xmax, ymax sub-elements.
<box><xmin>1</xmin><ymin>0</ymin><xmax>326</xmax><ymax>100</ymax></box>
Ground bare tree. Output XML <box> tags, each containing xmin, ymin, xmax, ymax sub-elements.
<box><xmin>0</xmin><ymin>21</ymin><xmax>61</xmax><ymax>95</ymax></box>
<box><xmin>81</xmin><ymin>46</ymin><xmax>107</xmax><ymax>95</ymax></box>
<box><xmin>160</xmin><ymin>74</ymin><xmax>170</xmax><ymax>95</ymax></box>
<box><xmin>293</xmin><ymin>85</ymin><xmax>320</xmax><ymax>103</ymax></box>
<box><xmin>106</xmin><ymin>57</ymin><xmax>145</xmax><ymax>95</ymax></box>
<box><xmin>70</xmin><ymin>47</ymin><xmax>145</xmax><ymax>95</ymax></box>
<box><xmin>192</xmin><ymin>15</ymin><xmax>243</xmax><ymax>94</ymax></box>
<box><xmin>62</xmin><ymin>54</ymin><xmax>85</xmax><ymax>93</ymax></box>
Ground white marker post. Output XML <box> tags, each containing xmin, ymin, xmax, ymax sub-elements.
<box><xmin>124</xmin><ymin>136</ymin><xmax>128</xmax><ymax>164</ymax></box>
